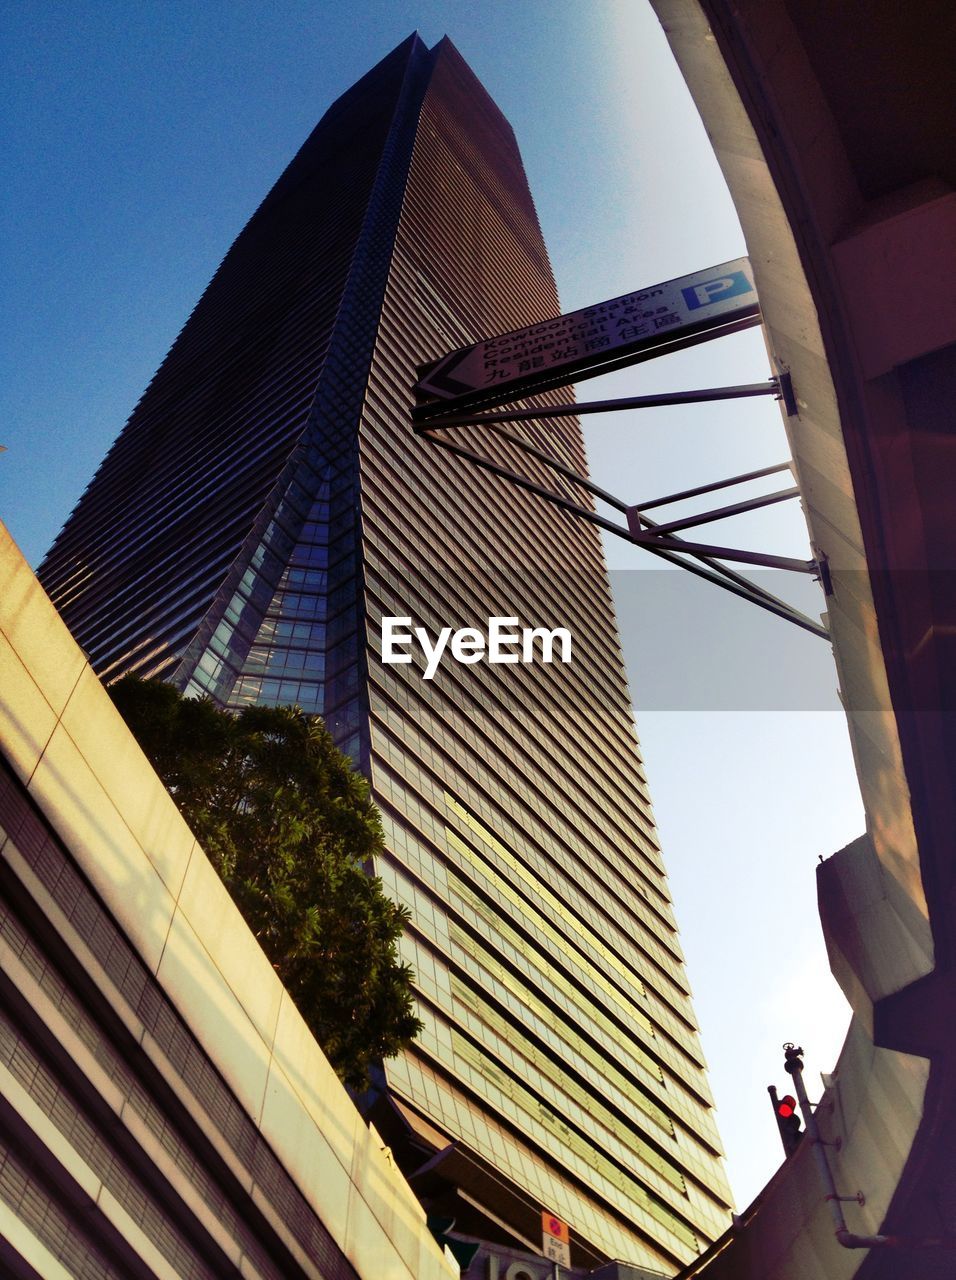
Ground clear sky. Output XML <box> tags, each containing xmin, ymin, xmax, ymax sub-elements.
<box><xmin>2</xmin><ymin>0</ymin><xmax>865</xmax><ymax>1212</ymax></box>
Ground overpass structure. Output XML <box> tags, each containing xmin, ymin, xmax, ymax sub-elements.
<box><xmin>649</xmin><ymin>3</ymin><xmax>956</xmax><ymax>1277</ymax></box>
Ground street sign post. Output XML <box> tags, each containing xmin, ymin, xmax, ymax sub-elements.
<box><xmin>412</xmin><ymin>256</ymin><xmax>829</xmax><ymax>643</ymax></box>
<box><xmin>541</xmin><ymin>1212</ymin><xmax>571</xmax><ymax>1269</ymax></box>
<box><xmin>414</xmin><ymin>257</ymin><xmax>759</xmax><ymax>417</ymax></box>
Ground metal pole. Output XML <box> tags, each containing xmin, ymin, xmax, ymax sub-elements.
<box><xmin>472</xmin><ymin>426</ymin><xmax>810</xmax><ymax>617</ymax></box>
<box><xmin>667</xmin><ymin>1045</ymin><xmax>956</xmax><ymax>1276</ymax></box>
<box><xmin>414</xmin><ymin>380</ymin><xmax>781</xmax><ymax>427</ymax></box>
<box><xmin>422</xmin><ymin>430</ymin><xmax>829</xmax><ymax>639</ymax></box>
<box><xmin>420</xmin><ymin>414</ymin><xmax>819</xmax><ymax>615</ymax></box>
<box><xmin>782</xmin><ymin>1043</ymin><xmax>951</xmax><ymax>1251</ymax></box>
<box><xmin>634</xmin><ymin>461</ymin><xmax>793</xmax><ymax>512</ymax></box>
<box><xmin>638</xmin><ymin>485</ymin><xmax>800</xmax><ymax>536</ymax></box>
<box><xmin>624</xmin><ymin>524</ymin><xmax>817</xmax><ymax>575</ymax></box>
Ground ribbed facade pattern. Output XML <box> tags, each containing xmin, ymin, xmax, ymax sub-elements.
<box><xmin>39</xmin><ymin>39</ymin><xmax>422</xmax><ymax>706</ymax></box>
<box><xmin>39</xmin><ymin>35</ymin><xmax>732</xmax><ymax>1271</ymax></box>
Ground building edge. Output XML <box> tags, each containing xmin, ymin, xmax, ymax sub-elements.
<box><xmin>0</xmin><ymin>517</ymin><xmax>459</xmax><ymax>1280</ymax></box>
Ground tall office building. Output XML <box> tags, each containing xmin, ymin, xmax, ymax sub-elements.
<box><xmin>39</xmin><ymin>35</ymin><xmax>732</xmax><ymax>1273</ymax></box>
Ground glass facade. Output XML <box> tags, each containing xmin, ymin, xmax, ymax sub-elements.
<box><xmin>39</xmin><ymin>35</ymin><xmax>733</xmax><ymax>1272</ymax></box>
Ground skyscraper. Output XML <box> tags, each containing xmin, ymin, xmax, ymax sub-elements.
<box><xmin>39</xmin><ymin>34</ymin><xmax>733</xmax><ymax>1273</ymax></box>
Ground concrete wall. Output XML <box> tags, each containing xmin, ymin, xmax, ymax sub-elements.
<box><xmin>0</xmin><ymin>518</ymin><xmax>459</xmax><ymax>1280</ymax></box>
<box><xmin>649</xmin><ymin>3</ymin><xmax>955</xmax><ymax>1277</ymax></box>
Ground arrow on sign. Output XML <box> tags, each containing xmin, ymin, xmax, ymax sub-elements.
<box><xmin>414</xmin><ymin>257</ymin><xmax>760</xmax><ymax>417</ymax></box>
<box><xmin>418</xmin><ymin>346</ymin><xmax>479</xmax><ymax>398</ymax></box>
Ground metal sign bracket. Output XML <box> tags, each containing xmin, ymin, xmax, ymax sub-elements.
<box><xmin>413</xmin><ymin>371</ymin><xmax>797</xmax><ymax>427</ymax></box>
<box><xmin>411</xmin><ymin>255</ymin><xmax>820</xmax><ymax>638</ymax></box>
<box><xmin>415</xmin><ymin>416</ymin><xmax>830</xmax><ymax>640</ymax></box>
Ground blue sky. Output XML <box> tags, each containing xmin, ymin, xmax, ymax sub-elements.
<box><xmin>2</xmin><ymin>0</ymin><xmax>865</xmax><ymax>1210</ymax></box>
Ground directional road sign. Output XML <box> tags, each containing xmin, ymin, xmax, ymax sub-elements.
<box><xmin>415</xmin><ymin>257</ymin><xmax>759</xmax><ymax>415</ymax></box>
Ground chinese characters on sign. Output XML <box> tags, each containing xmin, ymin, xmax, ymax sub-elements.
<box><xmin>415</xmin><ymin>258</ymin><xmax>758</xmax><ymax>407</ymax></box>
<box><xmin>541</xmin><ymin>1212</ymin><xmax>571</xmax><ymax>1268</ymax></box>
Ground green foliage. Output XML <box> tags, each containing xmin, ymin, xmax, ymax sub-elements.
<box><xmin>109</xmin><ymin>676</ymin><xmax>422</xmax><ymax>1088</ymax></box>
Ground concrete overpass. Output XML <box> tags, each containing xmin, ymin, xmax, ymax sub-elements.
<box><xmin>650</xmin><ymin>3</ymin><xmax>956</xmax><ymax>1276</ymax></box>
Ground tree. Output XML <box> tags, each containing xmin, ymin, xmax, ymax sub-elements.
<box><xmin>108</xmin><ymin>676</ymin><xmax>422</xmax><ymax>1088</ymax></box>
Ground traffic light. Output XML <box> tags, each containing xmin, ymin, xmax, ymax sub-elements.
<box><xmin>768</xmin><ymin>1084</ymin><xmax>803</xmax><ymax>1157</ymax></box>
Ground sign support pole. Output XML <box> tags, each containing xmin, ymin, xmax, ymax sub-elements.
<box><xmin>411</xmin><ymin>256</ymin><xmax>824</xmax><ymax>642</ymax></box>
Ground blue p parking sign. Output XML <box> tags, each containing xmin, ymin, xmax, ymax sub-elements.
<box><xmin>416</xmin><ymin>256</ymin><xmax>760</xmax><ymax>410</ymax></box>
<box><xmin>682</xmin><ymin>271</ymin><xmax>753</xmax><ymax>310</ymax></box>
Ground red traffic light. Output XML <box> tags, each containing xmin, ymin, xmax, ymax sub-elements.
<box><xmin>768</xmin><ymin>1084</ymin><xmax>803</xmax><ymax>1156</ymax></box>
